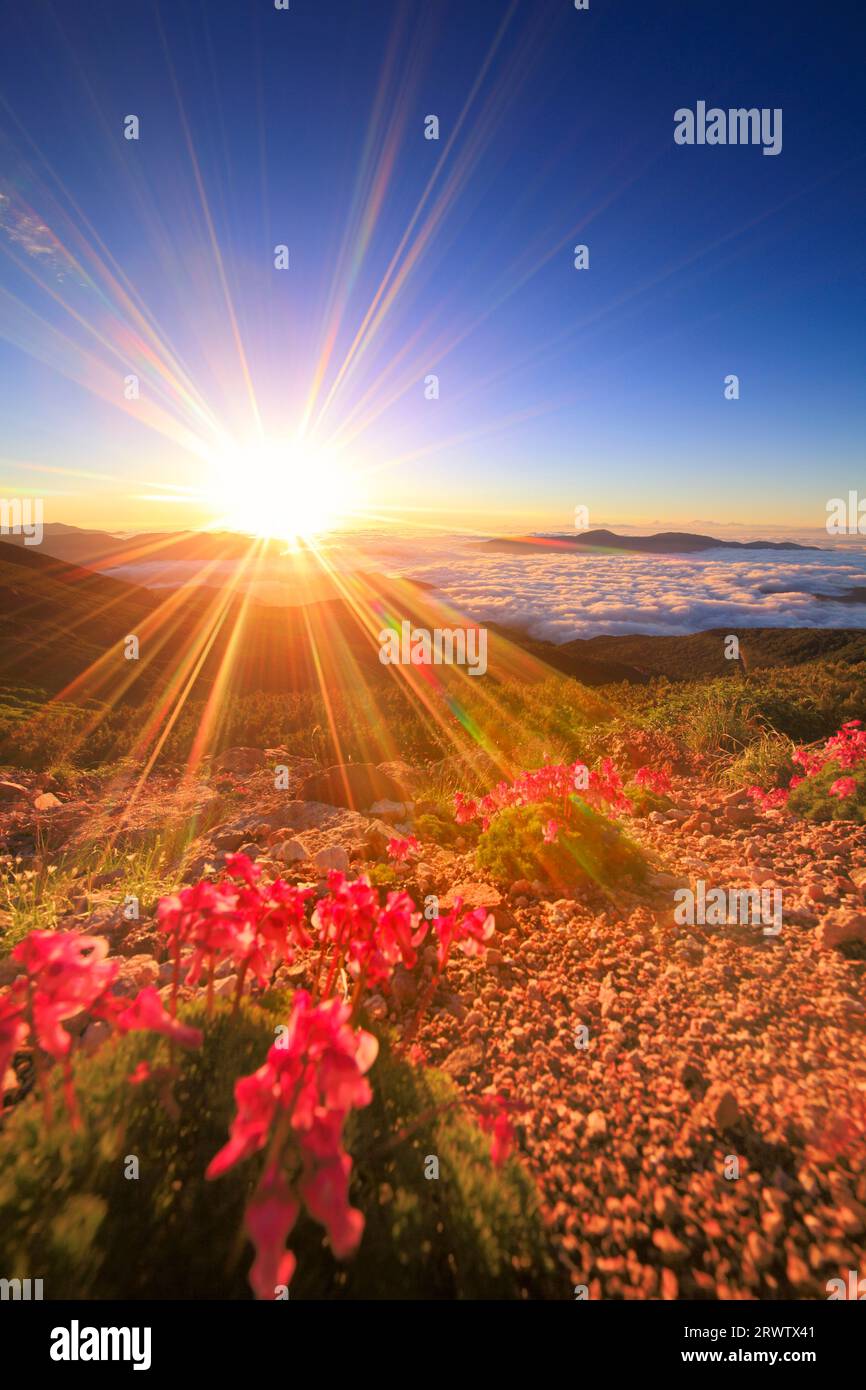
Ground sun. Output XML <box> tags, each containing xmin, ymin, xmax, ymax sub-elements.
<box><xmin>207</xmin><ymin>437</ymin><xmax>358</xmax><ymax>544</ymax></box>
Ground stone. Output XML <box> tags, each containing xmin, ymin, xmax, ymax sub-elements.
<box><xmin>368</xmin><ymin>799</ymin><xmax>407</xmax><ymax>822</ymax></box>
<box><xmin>706</xmin><ymin>1084</ymin><xmax>740</xmax><ymax>1129</ymax></box>
<box><xmin>586</xmin><ymin>1109</ymin><xmax>608</xmax><ymax>1139</ymax></box>
<box><xmin>441</xmin><ymin>1041</ymin><xmax>485</xmax><ymax>1078</ymax></box>
<box><xmin>115</xmin><ymin>955</ymin><xmax>160</xmax><ymax>996</ymax></box>
<box><xmin>313</xmin><ymin>844</ymin><xmax>350</xmax><ymax>875</ymax></box>
<box><xmin>33</xmin><ymin>792</ymin><xmax>62</xmax><ymax>810</ymax></box>
<box><xmin>273</xmin><ymin>837</ymin><xmax>309</xmax><ymax>864</ymax></box>
<box><xmin>298</xmin><ymin>762</ymin><xmax>411</xmax><ymax>811</ymax></box>
<box><xmin>816</xmin><ymin>908</ymin><xmax>866</xmax><ymax>950</ymax></box>
<box><xmin>213</xmin><ymin>747</ymin><xmax>265</xmax><ymax>775</ymax></box>
<box><xmin>0</xmin><ymin>780</ymin><xmax>28</xmax><ymax>803</ymax></box>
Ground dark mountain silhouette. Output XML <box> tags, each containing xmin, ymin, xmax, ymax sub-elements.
<box><xmin>477</xmin><ymin>529</ymin><xmax>820</xmax><ymax>554</ymax></box>
<box><xmin>3</xmin><ymin>546</ymin><xmax>865</xmax><ymax>712</ymax></box>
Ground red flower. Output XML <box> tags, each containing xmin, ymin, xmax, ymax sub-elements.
<box><xmin>245</xmin><ymin>1168</ymin><xmax>298</xmax><ymax>1300</ymax></box>
<box><xmin>386</xmin><ymin>835</ymin><xmax>419</xmax><ymax>863</ymax></box>
<box><xmin>433</xmin><ymin>900</ymin><xmax>495</xmax><ymax>970</ymax></box>
<box><xmin>113</xmin><ymin>987</ymin><xmax>203</xmax><ymax>1049</ymax></box>
<box><xmin>207</xmin><ymin>991</ymin><xmax>376</xmax><ymax>1297</ymax></box>
<box><xmin>471</xmin><ymin>1094</ymin><xmax>521</xmax><ymax>1167</ymax></box>
<box><xmin>634</xmin><ymin>764</ymin><xmax>672</xmax><ymax>796</ymax></box>
<box><xmin>830</xmin><ymin>776</ymin><xmax>857</xmax><ymax>799</ymax></box>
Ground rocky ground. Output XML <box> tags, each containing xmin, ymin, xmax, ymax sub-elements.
<box><xmin>2</xmin><ymin>748</ymin><xmax>865</xmax><ymax>1300</ymax></box>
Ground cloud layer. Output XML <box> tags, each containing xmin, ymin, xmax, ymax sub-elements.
<box><xmin>407</xmin><ymin>549</ymin><xmax>866</xmax><ymax>642</ymax></box>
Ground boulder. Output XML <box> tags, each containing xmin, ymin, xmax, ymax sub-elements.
<box><xmin>298</xmin><ymin>762</ymin><xmax>411</xmax><ymax>811</ymax></box>
<box><xmin>313</xmin><ymin>844</ymin><xmax>350</xmax><ymax>875</ymax></box>
<box><xmin>816</xmin><ymin>908</ymin><xmax>866</xmax><ymax>950</ymax></box>
<box><xmin>213</xmin><ymin>747</ymin><xmax>266</xmax><ymax>775</ymax></box>
<box><xmin>0</xmin><ymin>780</ymin><xmax>28</xmax><ymax>803</ymax></box>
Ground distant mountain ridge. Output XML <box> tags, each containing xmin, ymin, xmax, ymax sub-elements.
<box><xmin>477</xmin><ymin>529</ymin><xmax>820</xmax><ymax>554</ymax></box>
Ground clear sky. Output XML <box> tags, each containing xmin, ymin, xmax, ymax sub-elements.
<box><xmin>0</xmin><ymin>0</ymin><xmax>863</xmax><ymax>537</ymax></box>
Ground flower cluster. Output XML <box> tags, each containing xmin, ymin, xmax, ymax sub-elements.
<box><xmin>468</xmin><ymin>1094</ymin><xmax>522</xmax><ymax>1168</ymax></box>
<box><xmin>0</xmin><ymin>930</ymin><xmax>201</xmax><ymax>1122</ymax></box>
<box><xmin>633</xmin><ymin>764</ymin><xmax>673</xmax><ymax>796</ymax></box>
<box><xmin>748</xmin><ymin>721</ymin><xmax>866</xmax><ymax>812</ymax></box>
<box><xmin>206</xmin><ymin>990</ymin><xmax>377</xmax><ymax>1298</ymax></box>
<box><xmin>429</xmin><ymin>899</ymin><xmax>495</xmax><ymax>971</ymax></box>
<box><xmin>157</xmin><ymin>854</ymin><xmax>312</xmax><ymax>1009</ymax></box>
<box><xmin>386</xmin><ymin>835</ymin><xmax>419</xmax><ymax>863</ymax></box>
<box><xmin>454</xmin><ymin>757</ymin><xmax>635</xmax><ymax>831</ymax></box>
<box><xmin>312</xmin><ymin>871</ymin><xmax>427</xmax><ymax>997</ymax></box>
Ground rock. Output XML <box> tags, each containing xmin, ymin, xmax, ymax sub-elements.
<box><xmin>586</xmin><ymin>1109</ymin><xmax>608</xmax><ymax>1140</ymax></box>
<box><xmin>212</xmin><ymin>829</ymin><xmax>247</xmax><ymax>853</ymax></box>
<box><xmin>114</xmin><ymin>955</ymin><xmax>160</xmax><ymax>996</ymax></box>
<box><xmin>368</xmin><ymin>799</ymin><xmax>407</xmax><ymax>822</ymax></box>
<box><xmin>440</xmin><ymin>882</ymin><xmax>502</xmax><ymax>913</ymax></box>
<box><xmin>273</xmin><ymin>837</ymin><xmax>309</xmax><ymax>864</ymax></box>
<box><xmin>679</xmin><ymin>1060</ymin><xmax>704</xmax><ymax>1088</ymax></box>
<box><xmin>313</xmin><ymin>844</ymin><xmax>350</xmax><ymax>875</ymax></box>
<box><xmin>441</xmin><ymin>1041</ymin><xmax>485</xmax><ymax>1078</ymax></box>
<box><xmin>214</xmin><ymin>747</ymin><xmax>265</xmax><ymax>775</ymax></box>
<box><xmin>816</xmin><ymin>908</ymin><xmax>866</xmax><ymax>950</ymax></box>
<box><xmin>297</xmin><ymin>762</ymin><xmax>411</xmax><ymax>812</ymax></box>
<box><xmin>33</xmin><ymin>792</ymin><xmax>62</xmax><ymax>810</ymax></box>
<box><xmin>376</xmin><ymin>760</ymin><xmax>424</xmax><ymax>793</ymax></box>
<box><xmin>705</xmin><ymin>1084</ymin><xmax>740</xmax><ymax>1129</ymax></box>
<box><xmin>652</xmin><ymin>1229</ymin><xmax>688</xmax><ymax>1263</ymax></box>
<box><xmin>509</xmin><ymin>879</ymin><xmax>534</xmax><ymax>897</ymax></box>
<box><xmin>391</xmin><ymin>965</ymin><xmax>417</xmax><ymax>1007</ymax></box>
<box><xmin>0</xmin><ymin>780</ymin><xmax>28</xmax><ymax>803</ymax></box>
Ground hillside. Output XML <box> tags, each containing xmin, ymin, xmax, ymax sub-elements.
<box><xmin>477</xmin><ymin>529</ymin><xmax>822</xmax><ymax>555</ymax></box>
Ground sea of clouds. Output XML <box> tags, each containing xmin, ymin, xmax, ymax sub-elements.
<box><xmin>400</xmin><ymin>547</ymin><xmax>866</xmax><ymax>642</ymax></box>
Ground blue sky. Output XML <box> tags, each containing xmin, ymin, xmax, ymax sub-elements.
<box><xmin>0</xmin><ymin>0</ymin><xmax>863</xmax><ymax>535</ymax></box>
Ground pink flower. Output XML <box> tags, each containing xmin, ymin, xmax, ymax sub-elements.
<box><xmin>245</xmin><ymin>1168</ymin><xmax>299</xmax><ymax>1300</ymax></box>
<box><xmin>433</xmin><ymin>901</ymin><xmax>495</xmax><ymax>970</ymax></box>
<box><xmin>12</xmin><ymin>931</ymin><xmax>118</xmax><ymax>1059</ymax></box>
<box><xmin>542</xmin><ymin>819</ymin><xmax>559</xmax><ymax>843</ymax></box>
<box><xmin>634</xmin><ymin>765</ymin><xmax>672</xmax><ymax>796</ymax></box>
<box><xmin>386</xmin><ymin>835</ymin><xmax>419</xmax><ymax>863</ymax></box>
<box><xmin>0</xmin><ymin>929</ymin><xmax>204</xmax><ymax>1124</ymax></box>
<box><xmin>471</xmin><ymin>1095</ymin><xmax>521</xmax><ymax>1167</ymax></box>
<box><xmin>207</xmin><ymin>991</ymin><xmax>376</xmax><ymax>1297</ymax></box>
<box><xmin>127</xmin><ymin>1061</ymin><xmax>152</xmax><ymax>1086</ymax></box>
<box><xmin>830</xmin><ymin>776</ymin><xmax>857</xmax><ymax>799</ymax></box>
<box><xmin>114</xmin><ymin>987</ymin><xmax>203</xmax><ymax>1049</ymax></box>
<box><xmin>156</xmin><ymin>859</ymin><xmax>313</xmax><ymax>1000</ymax></box>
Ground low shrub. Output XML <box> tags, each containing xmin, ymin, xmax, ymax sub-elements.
<box><xmin>475</xmin><ymin>798</ymin><xmax>648</xmax><ymax>892</ymax></box>
<box><xmin>787</xmin><ymin>761</ymin><xmax>866</xmax><ymax>824</ymax></box>
<box><xmin>0</xmin><ymin>999</ymin><xmax>560</xmax><ymax>1299</ymax></box>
